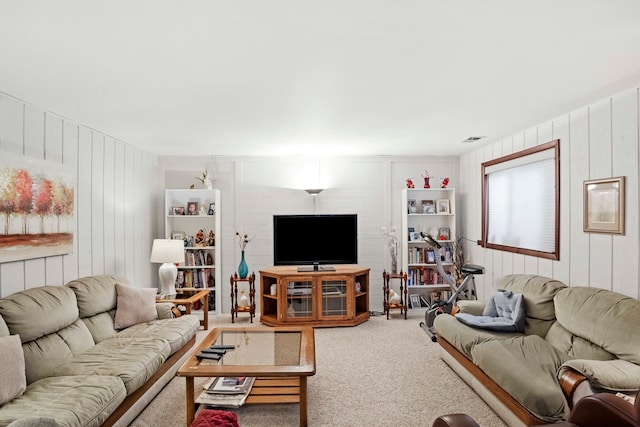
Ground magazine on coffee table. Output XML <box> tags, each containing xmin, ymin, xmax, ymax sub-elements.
<box><xmin>205</xmin><ymin>376</ymin><xmax>255</xmax><ymax>395</ymax></box>
<box><xmin>196</xmin><ymin>377</ymin><xmax>255</xmax><ymax>408</ymax></box>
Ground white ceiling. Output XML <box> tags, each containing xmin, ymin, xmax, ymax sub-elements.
<box><xmin>1</xmin><ymin>1</ymin><xmax>640</xmax><ymax>157</ymax></box>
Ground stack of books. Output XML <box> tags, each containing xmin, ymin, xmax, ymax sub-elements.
<box><xmin>196</xmin><ymin>376</ymin><xmax>255</xmax><ymax>408</ymax></box>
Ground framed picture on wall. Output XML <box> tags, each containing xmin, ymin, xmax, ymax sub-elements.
<box><xmin>583</xmin><ymin>176</ymin><xmax>625</xmax><ymax>234</ymax></box>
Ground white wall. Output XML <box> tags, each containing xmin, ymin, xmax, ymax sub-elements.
<box><xmin>460</xmin><ymin>86</ymin><xmax>639</xmax><ymax>301</ymax></box>
<box><xmin>160</xmin><ymin>155</ymin><xmax>459</xmax><ymax>313</ymax></box>
<box><xmin>0</xmin><ymin>92</ymin><xmax>161</xmax><ymax>297</ymax></box>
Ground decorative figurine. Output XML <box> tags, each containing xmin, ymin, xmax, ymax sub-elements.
<box><xmin>441</xmin><ymin>177</ymin><xmax>450</xmax><ymax>188</ymax></box>
<box><xmin>199</xmin><ymin>204</ymin><xmax>207</xmax><ymax>215</ymax></box>
<box><xmin>194</xmin><ymin>229</ymin><xmax>205</xmax><ymax>247</ymax></box>
<box><xmin>421</xmin><ymin>170</ymin><xmax>431</xmax><ymax>188</ymax></box>
<box><xmin>238</xmin><ymin>289</ymin><xmax>249</xmax><ymax>307</ymax></box>
<box><xmin>406</xmin><ymin>178</ymin><xmax>415</xmax><ymax>188</ymax></box>
<box><xmin>388</xmin><ymin>289</ymin><xmax>401</xmax><ymax>304</ymax></box>
<box><xmin>207</xmin><ymin>230</ymin><xmax>215</xmax><ymax>247</ymax></box>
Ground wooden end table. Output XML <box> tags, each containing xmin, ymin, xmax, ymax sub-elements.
<box><xmin>383</xmin><ymin>270</ymin><xmax>408</xmax><ymax>319</ymax></box>
<box><xmin>230</xmin><ymin>272</ymin><xmax>256</xmax><ymax>323</ymax></box>
<box><xmin>176</xmin><ymin>326</ymin><xmax>316</xmax><ymax>426</ymax></box>
<box><xmin>156</xmin><ymin>288</ymin><xmax>211</xmax><ymax>330</ymax></box>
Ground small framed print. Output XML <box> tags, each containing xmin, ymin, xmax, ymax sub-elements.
<box><xmin>408</xmin><ymin>199</ymin><xmax>418</xmax><ymax>213</ymax></box>
<box><xmin>172</xmin><ymin>206</ymin><xmax>185</xmax><ymax>215</ymax></box>
<box><xmin>171</xmin><ymin>231</ymin><xmax>185</xmax><ymax>241</ymax></box>
<box><xmin>208</xmin><ymin>203</ymin><xmax>216</xmax><ymax>215</ymax></box>
<box><xmin>422</xmin><ymin>200</ymin><xmax>435</xmax><ymax>214</ymax></box>
<box><xmin>436</xmin><ymin>199</ymin><xmax>450</xmax><ymax>214</ymax></box>
<box><xmin>186</xmin><ymin>201</ymin><xmax>198</xmax><ymax>215</ymax></box>
<box><xmin>584</xmin><ymin>176</ymin><xmax>625</xmax><ymax>234</ymax></box>
<box><xmin>410</xmin><ymin>294</ymin><xmax>421</xmax><ymax>309</ymax></box>
<box><xmin>426</xmin><ymin>249</ymin><xmax>436</xmax><ymax>264</ymax></box>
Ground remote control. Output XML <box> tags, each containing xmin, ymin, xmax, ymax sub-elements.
<box><xmin>210</xmin><ymin>345</ymin><xmax>235</xmax><ymax>350</ymax></box>
<box><xmin>201</xmin><ymin>348</ymin><xmax>226</xmax><ymax>355</ymax></box>
<box><xmin>196</xmin><ymin>352</ymin><xmax>221</xmax><ymax>360</ymax></box>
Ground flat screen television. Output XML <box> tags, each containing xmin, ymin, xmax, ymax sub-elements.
<box><xmin>273</xmin><ymin>214</ymin><xmax>358</xmax><ymax>266</ymax></box>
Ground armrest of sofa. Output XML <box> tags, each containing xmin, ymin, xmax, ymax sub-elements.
<box><xmin>432</xmin><ymin>414</ymin><xmax>480</xmax><ymax>427</ymax></box>
<box><xmin>559</xmin><ymin>359</ymin><xmax>640</xmax><ymax>393</ymax></box>
<box><xmin>155</xmin><ymin>302</ymin><xmax>175</xmax><ymax>319</ymax></box>
<box><xmin>456</xmin><ymin>300</ymin><xmax>485</xmax><ymax>316</ymax></box>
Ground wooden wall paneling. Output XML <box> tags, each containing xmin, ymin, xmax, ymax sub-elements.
<box><xmin>114</xmin><ymin>141</ymin><xmax>126</xmax><ymax>277</ymax></box>
<box><xmin>568</xmin><ymin>108</ymin><xmax>590</xmax><ymax>286</ymax></box>
<box><xmin>552</xmin><ymin>115</ymin><xmax>571</xmax><ymax>285</ymax></box>
<box><xmin>103</xmin><ymin>137</ymin><xmax>116</xmax><ymax>274</ymax></box>
<box><xmin>588</xmin><ymin>100</ymin><xmax>613</xmax><ymax>289</ymax></box>
<box><xmin>510</xmin><ymin>133</ymin><xmax>526</xmax><ymax>275</ymax></box>
<box><xmin>62</xmin><ymin>120</ymin><xmax>79</xmax><ymax>283</ymax></box>
<box><xmin>142</xmin><ymin>151</ymin><xmax>157</xmax><ymax>287</ymax></box>
<box><xmin>0</xmin><ymin>95</ymin><xmax>24</xmax><ymax>153</ymax></box>
<box><xmin>91</xmin><ymin>132</ymin><xmax>105</xmax><ymax>275</ymax></box>
<box><xmin>23</xmin><ymin>104</ymin><xmax>46</xmax><ymax>288</ymax></box>
<box><xmin>44</xmin><ymin>113</ymin><xmax>64</xmax><ymax>286</ymax></box>
<box><xmin>124</xmin><ymin>144</ymin><xmax>135</xmax><ymax>282</ymax></box>
<box><xmin>611</xmin><ymin>89</ymin><xmax>639</xmax><ymax>298</ymax></box>
<box><xmin>77</xmin><ymin>127</ymin><xmax>93</xmax><ymax>278</ymax></box>
<box><xmin>479</xmin><ymin>144</ymin><xmax>495</xmax><ymax>296</ymax></box>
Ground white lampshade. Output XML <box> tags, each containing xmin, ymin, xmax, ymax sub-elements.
<box><xmin>150</xmin><ymin>239</ymin><xmax>184</xmax><ymax>295</ymax></box>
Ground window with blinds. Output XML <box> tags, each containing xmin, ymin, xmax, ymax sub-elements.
<box><xmin>481</xmin><ymin>140</ymin><xmax>560</xmax><ymax>260</ymax></box>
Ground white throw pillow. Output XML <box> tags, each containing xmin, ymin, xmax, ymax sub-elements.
<box><xmin>0</xmin><ymin>334</ymin><xmax>27</xmax><ymax>405</ymax></box>
<box><xmin>114</xmin><ymin>283</ymin><xmax>158</xmax><ymax>329</ymax></box>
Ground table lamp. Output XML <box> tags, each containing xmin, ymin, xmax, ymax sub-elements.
<box><xmin>150</xmin><ymin>239</ymin><xmax>184</xmax><ymax>295</ymax></box>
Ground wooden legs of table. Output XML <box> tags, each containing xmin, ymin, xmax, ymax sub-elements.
<box><xmin>299</xmin><ymin>376</ymin><xmax>308</xmax><ymax>427</ymax></box>
<box><xmin>185</xmin><ymin>376</ymin><xmax>195</xmax><ymax>426</ymax></box>
<box><xmin>201</xmin><ymin>295</ymin><xmax>209</xmax><ymax>330</ymax></box>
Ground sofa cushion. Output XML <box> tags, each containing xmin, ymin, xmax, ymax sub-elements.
<box><xmin>0</xmin><ymin>286</ymin><xmax>78</xmax><ymax>342</ymax></box>
<box><xmin>0</xmin><ymin>335</ymin><xmax>26</xmax><ymax>406</ymax></box>
<box><xmin>49</xmin><ymin>336</ymin><xmax>170</xmax><ymax>395</ymax></box>
<box><xmin>114</xmin><ymin>283</ymin><xmax>158</xmax><ymax>329</ymax></box>
<box><xmin>116</xmin><ymin>315</ymin><xmax>200</xmax><ymax>354</ymax></box>
<box><xmin>434</xmin><ymin>313</ymin><xmax>522</xmax><ymax>358</ymax></box>
<box><xmin>0</xmin><ymin>375</ymin><xmax>126</xmax><ymax>427</ymax></box>
<box><xmin>471</xmin><ymin>335</ymin><xmax>572</xmax><ymax>422</ymax></box>
<box><xmin>554</xmin><ymin>287</ymin><xmax>640</xmax><ymax>364</ymax></box>
<box><xmin>66</xmin><ymin>275</ymin><xmax>129</xmax><ymax>318</ymax></box>
<box><xmin>544</xmin><ymin>321</ymin><xmax>615</xmax><ymax>361</ymax></box>
<box><xmin>496</xmin><ymin>274</ymin><xmax>566</xmax><ymax>337</ymax></box>
<box><xmin>0</xmin><ymin>314</ymin><xmax>9</xmax><ymax>337</ymax></box>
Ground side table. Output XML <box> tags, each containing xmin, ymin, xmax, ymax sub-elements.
<box><xmin>383</xmin><ymin>270</ymin><xmax>407</xmax><ymax>319</ymax></box>
<box><xmin>156</xmin><ymin>288</ymin><xmax>211</xmax><ymax>330</ymax></box>
<box><xmin>230</xmin><ymin>272</ymin><xmax>256</xmax><ymax>323</ymax></box>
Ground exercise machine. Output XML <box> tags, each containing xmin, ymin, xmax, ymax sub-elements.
<box><xmin>418</xmin><ymin>232</ymin><xmax>484</xmax><ymax>342</ymax></box>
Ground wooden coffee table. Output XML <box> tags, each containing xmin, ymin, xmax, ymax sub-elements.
<box><xmin>156</xmin><ymin>288</ymin><xmax>211</xmax><ymax>330</ymax></box>
<box><xmin>176</xmin><ymin>326</ymin><xmax>315</xmax><ymax>426</ymax></box>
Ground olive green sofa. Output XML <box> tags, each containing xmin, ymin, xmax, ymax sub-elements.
<box><xmin>434</xmin><ymin>274</ymin><xmax>640</xmax><ymax>426</ymax></box>
<box><xmin>0</xmin><ymin>275</ymin><xmax>200</xmax><ymax>427</ymax></box>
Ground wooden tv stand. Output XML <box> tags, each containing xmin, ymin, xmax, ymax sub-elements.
<box><xmin>259</xmin><ymin>265</ymin><xmax>370</xmax><ymax>327</ymax></box>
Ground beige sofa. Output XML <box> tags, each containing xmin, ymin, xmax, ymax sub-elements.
<box><xmin>434</xmin><ymin>274</ymin><xmax>640</xmax><ymax>426</ymax></box>
<box><xmin>0</xmin><ymin>275</ymin><xmax>200</xmax><ymax>427</ymax></box>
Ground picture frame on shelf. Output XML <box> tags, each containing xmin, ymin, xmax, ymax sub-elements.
<box><xmin>583</xmin><ymin>176</ymin><xmax>625</xmax><ymax>234</ymax></box>
<box><xmin>208</xmin><ymin>203</ymin><xmax>216</xmax><ymax>215</ymax></box>
<box><xmin>171</xmin><ymin>231</ymin><xmax>185</xmax><ymax>241</ymax></box>
<box><xmin>437</xmin><ymin>227</ymin><xmax>450</xmax><ymax>240</ymax></box>
<box><xmin>172</xmin><ymin>206</ymin><xmax>185</xmax><ymax>215</ymax></box>
<box><xmin>436</xmin><ymin>199</ymin><xmax>450</xmax><ymax>214</ymax></box>
<box><xmin>408</xmin><ymin>199</ymin><xmax>418</xmax><ymax>213</ymax></box>
<box><xmin>187</xmin><ymin>201</ymin><xmax>198</xmax><ymax>215</ymax></box>
<box><xmin>407</xmin><ymin>226</ymin><xmax>415</xmax><ymax>240</ymax></box>
<box><xmin>410</xmin><ymin>231</ymin><xmax>420</xmax><ymax>241</ymax></box>
<box><xmin>409</xmin><ymin>294</ymin><xmax>421</xmax><ymax>309</ymax></box>
<box><xmin>422</xmin><ymin>200</ymin><xmax>435</xmax><ymax>214</ymax></box>
<box><xmin>426</xmin><ymin>249</ymin><xmax>436</xmax><ymax>264</ymax></box>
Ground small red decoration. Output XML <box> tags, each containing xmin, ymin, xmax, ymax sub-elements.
<box><xmin>406</xmin><ymin>178</ymin><xmax>415</xmax><ymax>188</ymax></box>
<box><xmin>441</xmin><ymin>177</ymin><xmax>450</xmax><ymax>188</ymax></box>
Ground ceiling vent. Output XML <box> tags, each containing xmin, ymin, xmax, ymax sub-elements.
<box><xmin>461</xmin><ymin>136</ymin><xmax>486</xmax><ymax>143</ymax></box>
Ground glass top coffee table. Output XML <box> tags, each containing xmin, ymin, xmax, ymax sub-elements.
<box><xmin>176</xmin><ymin>326</ymin><xmax>315</xmax><ymax>426</ymax></box>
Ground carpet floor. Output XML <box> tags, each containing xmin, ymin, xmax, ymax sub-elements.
<box><xmin>130</xmin><ymin>309</ymin><xmax>507</xmax><ymax>427</ymax></box>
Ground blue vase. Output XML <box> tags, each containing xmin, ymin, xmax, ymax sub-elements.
<box><xmin>238</xmin><ymin>250</ymin><xmax>249</xmax><ymax>279</ymax></box>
